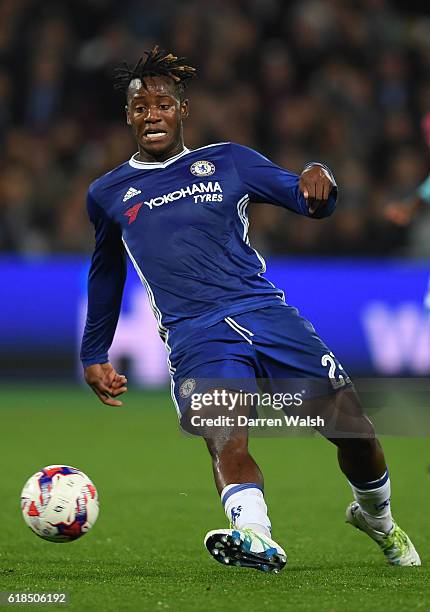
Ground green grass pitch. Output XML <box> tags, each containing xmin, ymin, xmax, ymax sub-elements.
<box><xmin>0</xmin><ymin>387</ymin><xmax>429</xmax><ymax>611</ymax></box>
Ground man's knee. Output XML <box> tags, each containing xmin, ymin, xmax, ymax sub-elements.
<box><xmin>205</xmin><ymin>431</ymin><xmax>249</xmax><ymax>460</ymax></box>
<box><xmin>322</xmin><ymin>388</ymin><xmax>376</xmax><ymax>438</ymax></box>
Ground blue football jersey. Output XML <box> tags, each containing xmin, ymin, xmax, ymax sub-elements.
<box><xmin>80</xmin><ymin>142</ymin><xmax>337</xmax><ymax>366</ymax></box>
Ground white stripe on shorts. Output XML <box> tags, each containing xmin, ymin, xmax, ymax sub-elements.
<box><xmin>224</xmin><ymin>317</ymin><xmax>254</xmax><ymax>344</ymax></box>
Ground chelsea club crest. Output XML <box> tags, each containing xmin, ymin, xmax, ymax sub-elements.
<box><xmin>190</xmin><ymin>160</ymin><xmax>215</xmax><ymax>177</ymax></box>
<box><xmin>179</xmin><ymin>378</ymin><xmax>196</xmax><ymax>398</ymax></box>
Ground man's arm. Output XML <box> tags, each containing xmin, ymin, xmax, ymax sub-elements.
<box><xmin>230</xmin><ymin>144</ymin><xmax>337</xmax><ymax>218</ymax></box>
<box><xmin>80</xmin><ymin>189</ymin><xmax>128</xmax><ymax>406</ymax></box>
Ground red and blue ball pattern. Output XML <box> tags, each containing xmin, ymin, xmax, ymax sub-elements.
<box><xmin>21</xmin><ymin>465</ymin><xmax>99</xmax><ymax>542</ymax></box>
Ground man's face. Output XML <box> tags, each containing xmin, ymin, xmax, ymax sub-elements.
<box><xmin>126</xmin><ymin>76</ymin><xmax>189</xmax><ymax>161</ymax></box>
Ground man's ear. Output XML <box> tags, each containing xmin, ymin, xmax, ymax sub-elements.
<box><xmin>125</xmin><ymin>105</ymin><xmax>131</xmax><ymax>125</ymax></box>
<box><xmin>181</xmin><ymin>99</ymin><xmax>189</xmax><ymax>119</ymax></box>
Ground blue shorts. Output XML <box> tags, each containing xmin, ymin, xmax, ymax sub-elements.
<box><xmin>168</xmin><ymin>304</ymin><xmax>351</xmax><ymax>422</ymax></box>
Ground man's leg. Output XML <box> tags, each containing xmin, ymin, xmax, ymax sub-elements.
<box><xmin>206</xmin><ymin>428</ymin><xmax>263</xmax><ymax>493</ymax></box>
<box><xmin>316</xmin><ymin>388</ymin><xmax>394</xmax><ymax>533</ymax></box>
<box><xmin>305</xmin><ymin>387</ymin><xmax>420</xmax><ymax>566</ymax></box>
<box><xmin>194</xmin><ymin>392</ymin><xmax>286</xmax><ymax>572</ymax></box>
<box><xmin>205</xmin><ymin>427</ymin><xmax>271</xmax><ymax>537</ymax></box>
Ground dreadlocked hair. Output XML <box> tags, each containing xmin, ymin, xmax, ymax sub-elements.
<box><xmin>114</xmin><ymin>45</ymin><xmax>197</xmax><ymax>98</ymax></box>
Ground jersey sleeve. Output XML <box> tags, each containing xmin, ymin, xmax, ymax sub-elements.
<box><xmin>80</xmin><ymin>188</ymin><xmax>127</xmax><ymax>367</ymax></box>
<box><xmin>417</xmin><ymin>174</ymin><xmax>430</xmax><ymax>204</ymax></box>
<box><xmin>230</xmin><ymin>143</ymin><xmax>337</xmax><ymax>218</ymax></box>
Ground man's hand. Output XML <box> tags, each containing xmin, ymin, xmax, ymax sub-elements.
<box><xmin>299</xmin><ymin>165</ymin><xmax>335</xmax><ymax>215</ymax></box>
<box><xmin>384</xmin><ymin>198</ymin><xmax>422</xmax><ymax>226</ymax></box>
<box><xmin>84</xmin><ymin>362</ymin><xmax>128</xmax><ymax>407</ymax></box>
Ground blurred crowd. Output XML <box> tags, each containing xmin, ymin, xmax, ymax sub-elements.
<box><xmin>1</xmin><ymin>0</ymin><xmax>430</xmax><ymax>256</ymax></box>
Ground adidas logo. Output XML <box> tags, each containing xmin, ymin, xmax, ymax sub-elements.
<box><xmin>123</xmin><ymin>187</ymin><xmax>142</xmax><ymax>202</ymax></box>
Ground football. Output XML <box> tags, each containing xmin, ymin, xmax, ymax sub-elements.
<box><xmin>20</xmin><ymin>465</ymin><xmax>99</xmax><ymax>543</ymax></box>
